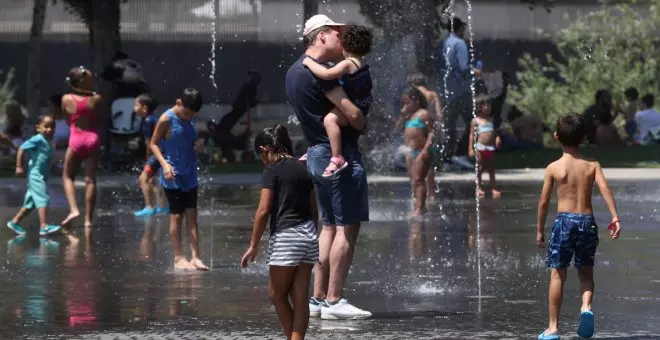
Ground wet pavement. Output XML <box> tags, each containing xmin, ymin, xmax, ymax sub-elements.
<box><xmin>0</xmin><ymin>176</ymin><xmax>659</xmax><ymax>339</ymax></box>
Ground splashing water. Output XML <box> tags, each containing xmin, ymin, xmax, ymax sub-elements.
<box><xmin>209</xmin><ymin>0</ymin><xmax>219</xmax><ymax>92</ymax></box>
<box><xmin>464</xmin><ymin>0</ymin><xmax>483</xmax><ymax>313</ymax></box>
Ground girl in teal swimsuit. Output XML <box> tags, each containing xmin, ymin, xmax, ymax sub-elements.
<box><xmin>468</xmin><ymin>95</ymin><xmax>501</xmax><ymax>198</ymax></box>
<box><xmin>399</xmin><ymin>86</ymin><xmax>436</xmax><ymax>218</ymax></box>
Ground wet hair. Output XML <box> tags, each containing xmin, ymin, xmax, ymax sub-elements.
<box><xmin>555</xmin><ymin>113</ymin><xmax>586</xmax><ymax>148</ymax></box>
<box><xmin>406</xmin><ymin>73</ymin><xmax>428</xmax><ymax>87</ymax></box>
<box><xmin>66</xmin><ymin>66</ymin><xmax>91</xmax><ymax>87</ymax></box>
<box><xmin>36</xmin><ymin>114</ymin><xmax>54</xmax><ymax>126</ymax></box>
<box><xmin>303</xmin><ymin>26</ymin><xmax>333</xmax><ymax>48</ymax></box>
<box><xmin>624</xmin><ymin>87</ymin><xmax>639</xmax><ymax>101</ymax></box>
<box><xmin>136</xmin><ymin>93</ymin><xmax>158</xmax><ymax>113</ymax></box>
<box><xmin>642</xmin><ymin>94</ymin><xmax>654</xmax><ymax>108</ymax></box>
<box><xmin>49</xmin><ymin>94</ymin><xmax>63</xmax><ymax>107</ymax></box>
<box><xmin>340</xmin><ymin>24</ymin><xmax>372</xmax><ymax>56</ymax></box>
<box><xmin>254</xmin><ymin>124</ymin><xmax>293</xmax><ymax>156</ymax></box>
<box><xmin>402</xmin><ymin>86</ymin><xmax>428</xmax><ymax>109</ymax></box>
<box><xmin>179</xmin><ymin>88</ymin><xmax>203</xmax><ymax>112</ymax></box>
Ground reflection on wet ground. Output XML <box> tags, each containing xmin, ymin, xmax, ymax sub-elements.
<box><xmin>0</xmin><ymin>178</ymin><xmax>659</xmax><ymax>339</ymax></box>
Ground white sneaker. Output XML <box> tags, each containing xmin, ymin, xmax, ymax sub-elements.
<box><xmin>309</xmin><ymin>297</ymin><xmax>325</xmax><ymax>318</ymax></box>
<box><xmin>321</xmin><ymin>298</ymin><xmax>372</xmax><ymax>320</ymax></box>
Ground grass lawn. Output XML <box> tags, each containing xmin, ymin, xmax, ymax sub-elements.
<box><xmin>0</xmin><ymin>146</ymin><xmax>657</xmax><ymax>178</ymax></box>
<box><xmin>493</xmin><ymin>145</ymin><xmax>660</xmax><ymax>169</ymax></box>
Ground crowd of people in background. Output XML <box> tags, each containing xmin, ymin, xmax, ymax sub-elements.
<box><xmin>582</xmin><ymin>88</ymin><xmax>660</xmax><ymax>146</ymax></box>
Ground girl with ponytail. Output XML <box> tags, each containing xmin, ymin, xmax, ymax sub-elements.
<box><xmin>242</xmin><ymin>124</ymin><xmax>319</xmax><ymax>340</ymax></box>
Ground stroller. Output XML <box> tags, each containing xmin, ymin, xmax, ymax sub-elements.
<box><xmin>104</xmin><ymin>97</ymin><xmax>145</xmax><ymax>171</ymax></box>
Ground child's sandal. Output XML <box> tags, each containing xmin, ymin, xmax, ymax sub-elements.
<box><xmin>322</xmin><ymin>156</ymin><xmax>348</xmax><ymax>177</ymax></box>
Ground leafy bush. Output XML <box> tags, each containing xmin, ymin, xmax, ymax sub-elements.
<box><xmin>509</xmin><ymin>1</ymin><xmax>660</xmax><ymax>127</ymax></box>
<box><xmin>0</xmin><ymin>68</ymin><xmax>17</xmax><ymax>123</ymax></box>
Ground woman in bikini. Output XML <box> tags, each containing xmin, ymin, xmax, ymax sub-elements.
<box><xmin>60</xmin><ymin>66</ymin><xmax>102</xmax><ymax>229</ymax></box>
<box><xmin>397</xmin><ymin>86</ymin><xmax>437</xmax><ymax>218</ymax></box>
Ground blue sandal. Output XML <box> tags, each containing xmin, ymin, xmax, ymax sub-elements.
<box><xmin>538</xmin><ymin>330</ymin><xmax>560</xmax><ymax>340</ymax></box>
<box><xmin>577</xmin><ymin>310</ymin><xmax>595</xmax><ymax>338</ymax></box>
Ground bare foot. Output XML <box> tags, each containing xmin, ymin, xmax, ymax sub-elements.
<box><xmin>409</xmin><ymin>208</ymin><xmax>426</xmax><ymax>219</ymax></box>
<box><xmin>492</xmin><ymin>189</ymin><xmax>502</xmax><ymax>199</ymax></box>
<box><xmin>477</xmin><ymin>188</ymin><xmax>486</xmax><ymax>198</ymax></box>
<box><xmin>84</xmin><ymin>220</ymin><xmax>93</xmax><ymax>229</ymax></box>
<box><xmin>67</xmin><ymin>233</ymin><xmax>80</xmax><ymax>246</ymax></box>
<box><xmin>174</xmin><ymin>257</ymin><xmax>195</xmax><ymax>270</ymax></box>
<box><xmin>61</xmin><ymin>211</ymin><xmax>80</xmax><ymax>226</ymax></box>
<box><xmin>190</xmin><ymin>258</ymin><xmax>210</xmax><ymax>271</ymax></box>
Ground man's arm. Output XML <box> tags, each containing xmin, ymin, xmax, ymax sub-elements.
<box><xmin>325</xmin><ymin>87</ymin><xmax>365</xmax><ymax>131</ymax></box>
<box><xmin>456</xmin><ymin>41</ymin><xmax>471</xmax><ymax>75</ymax></box>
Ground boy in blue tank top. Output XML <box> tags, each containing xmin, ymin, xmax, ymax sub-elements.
<box><xmin>149</xmin><ymin>88</ymin><xmax>209</xmax><ymax>271</ymax></box>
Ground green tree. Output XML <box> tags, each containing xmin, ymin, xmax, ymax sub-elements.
<box><xmin>27</xmin><ymin>0</ymin><xmax>48</xmax><ymax>119</ymax></box>
<box><xmin>354</xmin><ymin>0</ymin><xmax>548</xmax><ymax>78</ymax></box>
<box><xmin>509</xmin><ymin>0</ymin><xmax>660</xmax><ymax>127</ymax></box>
<box><xmin>0</xmin><ymin>69</ymin><xmax>17</xmax><ymax>113</ymax></box>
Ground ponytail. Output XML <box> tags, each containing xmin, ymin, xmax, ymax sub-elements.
<box><xmin>254</xmin><ymin>124</ymin><xmax>293</xmax><ymax>156</ymax></box>
<box><xmin>272</xmin><ymin>124</ymin><xmax>293</xmax><ymax>155</ymax></box>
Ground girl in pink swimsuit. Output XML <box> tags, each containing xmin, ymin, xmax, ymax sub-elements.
<box><xmin>61</xmin><ymin>66</ymin><xmax>102</xmax><ymax>229</ymax></box>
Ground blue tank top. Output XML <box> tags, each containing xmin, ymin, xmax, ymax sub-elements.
<box><xmin>339</xmin><ymin>60</ymin><xmax>373</xmax><ymax>116</ymax></box>
<box><xmin>160</xmin><ymin>109</ymin><xmax>198</xmax><ymax>191</ymax></box>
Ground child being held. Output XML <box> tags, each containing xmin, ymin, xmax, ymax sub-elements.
<box><xmin>468</xmin><ymin>94</ymin><xmax>502</xmax><ymax>198</ymax></box>
<box><xmin>6</xmin><ymin>115</ymin><xmax>61</xmax><ymax>237</ymax></box>
<box><xmin>302</xmin><ymin>24</ymin><xmax>373</xmax><ymax>177</ymax></box>
<box><xmin>536</xmin><ymin>113</ymin><xmax>621</xmax><ymax>340</ymax></box>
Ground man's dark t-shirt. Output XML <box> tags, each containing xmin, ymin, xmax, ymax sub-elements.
<box><xmin>285</xmin><ymin>55</ymin><xmax>360</xmax><ymax>150</ymax></box>
<box><xmin>262</xmin><ymin>158</ymin><xmax>315</xmax><ymax>235</ymax></box>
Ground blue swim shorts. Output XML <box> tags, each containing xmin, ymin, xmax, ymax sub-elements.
<box><xmin>546</xmin><ymin>212</ymin><xmax>600</xmax><ymax>269</ymax></box>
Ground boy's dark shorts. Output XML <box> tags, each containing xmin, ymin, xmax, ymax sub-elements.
<box><xmin>164</xmin><ymin>187</ymin><xmax>198</xmax><ymax>214</ymax></box>
<box><xmin>546</xmin><ymin>212</ymin><xmax>600</xmax><ymax>269</ymax></box>
<box><xmin>144</xmin><ymin>156</ymin><xmax>161</xmax><ymax>176</ymax></box>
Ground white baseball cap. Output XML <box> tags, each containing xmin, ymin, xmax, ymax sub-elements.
<box><xmin>303</xmin><ymin>14</ymin><xmax>345</xmax><ymax>37</ymax></box>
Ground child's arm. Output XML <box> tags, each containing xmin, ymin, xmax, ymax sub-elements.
<box><xmin>594</xmin><ymin>162</ymin><xmax>621</xmax><ymax>239</ymax></box>
<box><xmin>0</xmin><ymin>131</ymin><xmax>17</xmax><ymax>151</ymax></box>
<box><xmin>150</xmin><ymin>115</ymin><xmax>173</xmax><ymax>179</ymax></box>
<box><xmin>495</xmin><ymin>134</ymin><xmax>502</xmax><ymax>149</ymax></box>
<box><xmin>432</xmin><ymin>92</ymin><xmax>443</xmax><ymax>121</ymax></box>
<box><xmin>241</xmin><ymin>188</ymin><xmax>273</xmax><ymax>268</ymax></box>
<box><xmin>537</xmin><ymin>166</ymin><xmax>555</xmax><ymax>247</ymax></box>
<box><xmin>468</xmin><ymin>120</ymin><xmax>476</xmax><ymax>158</ymax></box>
<box><xmin>303</xmin><ymin>58</ymin><xmax>355</xmax><ymax>80</ymax></box>
<box><xmin>15</xmin><ymin>146</ymin><xmax>25</xmax><ymax>176</ymax></box>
